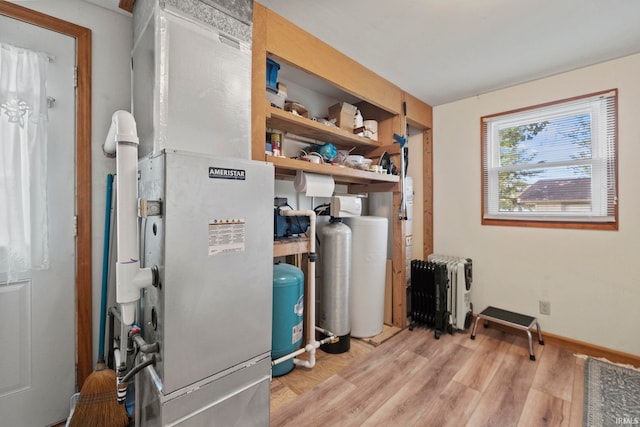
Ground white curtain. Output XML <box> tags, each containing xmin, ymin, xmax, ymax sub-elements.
<box><xmin>0</xmin><ymin>42</ymin><xmax>49</xmax><ymax>281</ymax></box>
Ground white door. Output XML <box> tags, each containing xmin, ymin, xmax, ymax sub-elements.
<box><xmin>0</xmin><ymin>15</ymin><xmax>77</xmax><ymax>426</ymax></box>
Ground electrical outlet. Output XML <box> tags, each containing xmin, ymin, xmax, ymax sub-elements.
<box><xmin>539</xmin><ymin>300</ymin><xmax>551</xmax><ymax>315</ymax></box>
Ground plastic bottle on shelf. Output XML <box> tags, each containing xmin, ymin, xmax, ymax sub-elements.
<box><xmin>271</xmin><ymin>131</ymin><xmax>282</xmax><ymax>157</ymax></box>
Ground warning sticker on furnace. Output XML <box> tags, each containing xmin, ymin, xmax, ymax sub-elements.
<box><xmin>208</xmin><ymin>218</ymin><xmax>246</xmax><ymax>256</ymax></box>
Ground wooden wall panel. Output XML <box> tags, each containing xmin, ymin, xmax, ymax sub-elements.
<box><xmin>423</xmin><ymin>130</ymin><xmax>433</xmax><ymax>257</ymax></box>
<box><xmin>119</xmin><ymin>0</ymin><xmax>134</xmax><ymax>13</ymax></box>
<box><xmin>405</xmin><ymin>92</ymin><xmax>433</xmax><ymax>130</ymax></box>
<box><xmin>392</xmin><ymin>191</ymin><xmax>407</xmax><ymax>328</ymax></box>
<box><xmin>263</xmin><ymin>5</ymin><xmax>403</xmax><ymax>115</ymax></box>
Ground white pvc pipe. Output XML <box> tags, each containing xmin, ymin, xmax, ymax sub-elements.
<box><xmin>271</xmin><ymin>347</ymin><xmax>307</xmax><ymax>367</ymax></box>
<box><xmin>113</xmin><ymin>347</ymin><xmax>123</xmax><ymax>371</ymax></box>
<box><xmin>291</xmin><ymin>335</ymin><xmax>336</xmax><ymax>368</ymax></box>
<box><xmin>315</xmin><ymin>326</ymin><xmax>334</xmax><ymax>337</ymax></box>
<box><xmin>277</xmin><ymin>209</ymin><xmax>322</xmax><ymax>369</ymax></box>
<box><xmin>104</xmin><ymin>111</ymin><xmax>153</xmax><ymax>325</ymax></box>
<box><xmin>103</xmin><ymin>110</ymin><xmax>138</xmax><ymax>155</ymax></box>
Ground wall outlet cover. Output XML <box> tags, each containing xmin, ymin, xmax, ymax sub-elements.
<box><xmin>539</xmin><ymin>300</ymin><xmax>551</xmax><ymax>315</ymax></box>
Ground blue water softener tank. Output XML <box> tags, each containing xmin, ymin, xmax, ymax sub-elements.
<box><xmin>272</xmin><ymin>263</ymin><xmax>304</xmax><ymax>377</ymax></box>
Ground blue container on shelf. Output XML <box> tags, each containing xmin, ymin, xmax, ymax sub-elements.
<box><xmin>272</xmin><ymin>262</ymin><xmax>304</xmax><ymax>377</ymax></box>
<box><xmin>266</xmin><ymin>58</ymin><xmax>280</xmax><ymax>93</ymax></box>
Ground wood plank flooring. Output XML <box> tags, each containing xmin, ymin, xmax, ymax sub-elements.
<box><xmin>270</xmin><ymin>326</ymin><xmax>584</xmax><ymax>426</ymax></box>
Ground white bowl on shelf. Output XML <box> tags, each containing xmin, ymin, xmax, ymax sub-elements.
<box><xmin>346</xmin><ymin>155</ymin><xmax>364</xmax><ymax>164</ymax></box>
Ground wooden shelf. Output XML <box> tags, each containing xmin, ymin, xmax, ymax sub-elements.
<box><xmin>254</xmin><ymin>4</ymin><xmax>433</xmax><ymax>329</ymax></box>
<box><xmin>266</xmin><ymin>155</ymin><xmax>399</xmax><ymax>188</ymax></box>
<box><xmin>274</xmin><ymin>236</ymin><xmax>310</xmax><ymax>257</ymax></box>
<box><xmin>267</xmin><ymin>106</ymin><xmax>382</xmax><ymax>151</ymax></box>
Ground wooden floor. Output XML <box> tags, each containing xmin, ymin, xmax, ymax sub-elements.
<box><xmin>270</xmin><ymin>326</ymin><xmax>584</xmax><ymax>427</ymax></box>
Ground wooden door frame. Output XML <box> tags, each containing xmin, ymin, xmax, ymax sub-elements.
<box><xmin>0</xmin><ymin>1</ymin><xmax>93</xmax><ymax>390</ymax></box>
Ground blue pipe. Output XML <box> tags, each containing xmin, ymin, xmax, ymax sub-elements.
<box><xmin>98</xmin><ymin>174</ymin><xmax>114</xmax><ymax>363</ymax></box>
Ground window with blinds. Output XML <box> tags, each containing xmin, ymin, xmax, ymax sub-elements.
<box><xmin>481</xmin><ymin>89</ymin><xmax>618</xmax><ymax>229</ymax></box>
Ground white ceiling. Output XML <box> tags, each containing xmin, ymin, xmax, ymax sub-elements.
<box><xmin>87</xmin><ymin>0</ymin><xmax>640</xmax><ymax>106</ymax></box>
<box><xmin>258</xmin><ymin>0</ymin><xmax>640</xmax><ymax>106</ymax></box>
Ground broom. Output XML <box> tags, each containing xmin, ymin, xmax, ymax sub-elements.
<box><xmin>70</xmin><ymin>174</ymin><xmax>128</xmax><ymax>427</ymax></box>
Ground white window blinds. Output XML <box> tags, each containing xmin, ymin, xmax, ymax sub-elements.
<box><xmin>481</xmin><ymin>90</ymin><xmax>617</xmax><ymax>226</ymax></box>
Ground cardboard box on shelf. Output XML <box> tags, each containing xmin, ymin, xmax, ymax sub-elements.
<box><xmin>284</xmin><ymin>102</ymin><xmax>308</xmax><ymax>118</ymax></box>
<box><xmin>328</xmin><ymin>102</ymin><xmax>357</xmax><ymax>131</ymax></box>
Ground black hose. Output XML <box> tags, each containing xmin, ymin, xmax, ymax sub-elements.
<box><xmin>121</xmin><ymin>355</ymin><xmax>156</xmax><ymax>383</ymax></box>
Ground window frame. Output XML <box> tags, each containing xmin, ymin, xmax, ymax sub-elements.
<box><xmin>481</xmin><ymin>89</ymin><xmax>618</xmax><ymax>230</ymax></box>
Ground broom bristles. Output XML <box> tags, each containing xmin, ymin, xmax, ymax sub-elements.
<box><xmin>69</xmin><ymin>368</ymin><xmax>129</xmax><ymax>427</ymax></box>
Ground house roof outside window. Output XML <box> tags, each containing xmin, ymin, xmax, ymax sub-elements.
<box><xmin>518</xmin><ymin>177</ymin><xmax>591</xmax><ymax>203</ymax></box>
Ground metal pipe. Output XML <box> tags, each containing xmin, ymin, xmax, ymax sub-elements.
<box><xmin>132</xmin><ymin>333</ymin><xmax>160</xmax><ymax>354</ymax></box>
<box><xmin>109</xmin><ymin>305</ymin><xmax>123</xmax><ymax>323</ymax></box>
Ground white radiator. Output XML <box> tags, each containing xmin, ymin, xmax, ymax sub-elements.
<box><xmin>427</xmin><ymin>254</ymin><xmax>473</xmax><ymax>331</ymax></box>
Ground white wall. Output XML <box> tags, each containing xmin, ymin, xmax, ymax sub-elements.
<box><xmin>14</xmin><ymin>0</ymin><xmax>133</xmax><ymax>361</ymax></box>
<box><xmin>433</xmin><ymin>53</ymin><xmax>640</xmax><ymax>356</ymax></box>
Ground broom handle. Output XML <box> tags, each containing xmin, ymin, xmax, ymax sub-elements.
<box><xmin>98</xmin><ymin>174</ymin><xmax>114</xmax><ymax>363</ymax></box>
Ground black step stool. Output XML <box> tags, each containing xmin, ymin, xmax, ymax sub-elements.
<box><xmin>470</xmin><ymin>306</ymin><xmax>544</xmax><ymax>361</ymax></box>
